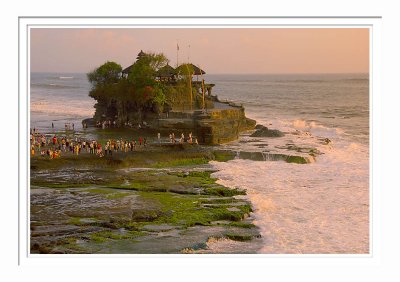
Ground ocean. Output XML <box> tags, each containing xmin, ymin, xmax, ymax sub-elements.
<box><xmin>30</xmin><ymin>72</ymin><xmax>370</xmax><ymax>254</ymax></box>
<box><xmin>30</xmin><ymin>73</ymin><xmax>94</xmax><ymax>131</ymax></box>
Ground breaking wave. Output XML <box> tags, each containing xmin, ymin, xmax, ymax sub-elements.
<box><xmin>30</xmin><ymin>100</ymin><xmax>94</xmax><ymax>118</ymax></box>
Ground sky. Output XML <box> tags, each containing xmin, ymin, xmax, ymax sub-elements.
<box><xmin>30</xmin><ymin>28</ymin><xmax>369</xmax><ymax>74</ymax></box>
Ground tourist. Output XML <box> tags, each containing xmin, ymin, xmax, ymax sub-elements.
<box><xmin>116</xmin><ymin>140</ymin><xmax>120</xmax><ymax>151</ymax></box>
<box><xmin>97</xmin><ymin>143</ymin><xmax>103</xmax><ymax>156</ymax></box>
<box><xmin>41</xmin><ymin>136</ymin><xmax>46</xmax><ymax>147</ymax></box>
<box><xmin>30</xmin><ymin>130</ymin><xmax>167</xmax><ymax>159</ymax></box>
<box><xmin>61</xmin><ymin>138</ymin><xmax>66</xmax><ymax>151</ymax></box>
<box><xmin>110</xmin><ymin>141</ymin><xmax>114</xmax><ymax>152</ymax></box>
<box><xmin>125</xmin><ymin>140</ymin><xmax>129</xmax><ymax>152</ymax></box>
<box><xmin>52</xmin><ymin>122</ymin><xmax>54</xmax><ymax>128</ymax></box>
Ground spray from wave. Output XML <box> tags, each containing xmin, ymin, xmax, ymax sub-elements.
<box><xmin>209</xmin><ymin>115</ymin><xmax>369</xmax><ymax>254</ymax></box>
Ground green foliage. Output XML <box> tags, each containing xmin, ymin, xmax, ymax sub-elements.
<box><xmin>127</xmin><ymin>53</ymin><xmax>169</xmax><ymax>112</ymax></box>
<box><xmin>87</xmin><ymin>61</ymin><xmax>122</xmax><ymax>87</ymax></box>
<box><xmin>139</xmin><ymin>192</ymin><xmax>248</xmax><ymax>227</ymax></box>
<box><xmin>204</xmin><ymin>186</ymin><xmax>247</xmax><ymax>197</ymax></box>
<box><xmin>212</xmin><ymin>151</ymin><xmax>236</xmax><ymax>162</ymax></box>
<box><xmin>152</xmin><ymin>82</ymin><xmax>167</xmax><ymax>111</ymax></box>
<box><xmin>151</xmin><ymin>158</ymin><xmax>209</xmax><ymax>168</ymax></box>
<box><xmin>127</xmin><ymin>53</ymin><xmax>168</xmax><ymax>86</ymax></box>
<box><xmin>89</xmin><ymin>230</ymin><xmax>145</xmax><ymax>242</ymax></box>
<box><xmin>87</xmin><ymin>53</ymin><xmax>170</xmax><ymax>123</ymax></box>
<box><xmin>225</xmin><ymin>233</ymin><xmax>253</xmax><ymax>241</ymax></box>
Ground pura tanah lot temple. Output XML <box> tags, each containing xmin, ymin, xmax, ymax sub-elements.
<box><xmin>101</xmin><ymin>50</ymin><xmax>256</xmax><ymax>145</ymax></box>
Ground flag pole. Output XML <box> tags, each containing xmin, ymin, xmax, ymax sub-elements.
<box><xmin>185</xmin><ymin>64</ymin><xmax>193</xmax><ymax>112</ymax></box>
<box><xmin>199</xmin><ymin>64</ymin><xmax>206</xmax><ymax>111</ymax></box>
<box><xmin>176</xmin><ymin>40</ymin><xmax>179</xmax><ymax>68</ymax></box>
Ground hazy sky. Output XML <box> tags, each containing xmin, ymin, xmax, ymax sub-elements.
<box><xmin>30</xmin><ymin>28</ymin><xmax>369</xmax><ymax>74</ymax></box>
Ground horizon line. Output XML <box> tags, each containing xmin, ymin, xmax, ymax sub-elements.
<box><xmin>30</xmin><ymin>71</ymin><xmax>369</xmax><ymax>75</ymax></box>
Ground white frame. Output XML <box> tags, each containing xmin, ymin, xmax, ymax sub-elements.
<box><xmin>18</xmin><ymin>17</ymin><xmax>380</xmax><ymax>267</ymax></box>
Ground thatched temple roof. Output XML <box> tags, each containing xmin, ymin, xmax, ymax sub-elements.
<box><xmin>156</xmin><ymin>64</ymin><xmax>176</xmax><ymax>77</ymax></box>
<box><xmin>176</xmin><ymin>63</ymin><xmax>206</xmax><ymax>76</ymax></box>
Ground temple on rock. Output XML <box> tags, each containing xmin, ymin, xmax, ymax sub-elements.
<box><xmin>85</xmin><ymin>49</ymin><xmax>256</xmax><ymax>144</ymax></box>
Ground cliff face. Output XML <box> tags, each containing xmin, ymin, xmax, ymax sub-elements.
<box><xmin>195</xmin><ymin>107</ymin><xmax>256</xmax><ymax>144</ymax></box>
<box><xmin>156</xmin><ymin>105</ymin><xmax>256</xmax><ymax>145</ymax></box>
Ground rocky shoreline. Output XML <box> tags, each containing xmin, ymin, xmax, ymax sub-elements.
<box><xmin>30</xmin><ymin>134</ymin><xmax>263</xmax><ymax>254</ymax></box>
<box><xmin>30</xmin><ymin>120</ymin><xmax>324</xmax><ymax>254</ymax></box>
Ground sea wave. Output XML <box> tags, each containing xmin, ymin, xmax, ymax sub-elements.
<box><xmin>30</xmin><ymin>100</ymin><xmax>94</xmax><ymax>117</ymax></box>
<box><xmin>31</xmin><ymin>83</ymin><xmax>80</xmax><ymax>89</ymax></box>
<box><xmin>290</xmin><ymin>119</ymin><xmax>344</xmax><ymax>137</ymax></box>
<box><xmin>210</xmin><ymin>136</ymin><xmax>369</xmax><ymax>253</ymax></box>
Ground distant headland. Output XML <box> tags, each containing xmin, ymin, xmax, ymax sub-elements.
<box><xmin>83</xmin><ymin>50</ymin><xmax>256</xmax><ymax>144</ymax></box>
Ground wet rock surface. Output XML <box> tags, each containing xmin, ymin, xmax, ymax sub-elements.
<box><xmin>30</xmin><ymin>152</ymin><xmax>261</xmax><ymax>254</ymax></box>
<box><xmin>250</xmin><ymin>125</ymin><xmax>285</xmax><ymax>138</ymax></box>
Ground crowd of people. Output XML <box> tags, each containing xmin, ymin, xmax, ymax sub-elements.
<box><xmin>94</xmin><ymin>120</ymin><xmax>150</xmax><ymax>129</ymax></box>
<box><xmin>168</xmin><ymin>132</ymin><xmax>198</xmax><ymax>144</ymax></box>
<box><xmin>30</xmin><ymin>128</ymin><xmax>198</xmax><ymax>159</ymax></box>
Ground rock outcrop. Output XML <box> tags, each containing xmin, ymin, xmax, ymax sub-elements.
<box><xmin>156</xmin><ymin>103</ymin><xmax>256</xmax><ymax>145</ymax></box>
<box><xmin>250</xmin><ymin>125</ymin><xmax>284</xmax><ymax>138</ymax></box>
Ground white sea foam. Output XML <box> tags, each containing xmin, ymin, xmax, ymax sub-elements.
<box><xmin>30</xmin><ymin>100</ymin><xmax>94</xmax><ymax>118</ymax></box>
<box><xmin>210</xmin><ymin>135</ymin><xmax>369</xmax><ymax>254</ymax></box>
<box><xmin>290</xmin><ymin>119</ymin><xmax>345</xmax><ymax>138</ymax></box>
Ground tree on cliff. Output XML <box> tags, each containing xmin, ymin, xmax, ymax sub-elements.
<box><xmin>87</xmin><ymin>61</ymin><xmax>122</xmax><ymax>86</ymax></box>
<box><xmin>87</xmin><ymin>53</ymin><xmax>170</xmax><ymax>124</ymax></box>
<box><xmin>126</xmin><ymin>52</ymin><xmax>169</xmax><ymax>118</ymax></box>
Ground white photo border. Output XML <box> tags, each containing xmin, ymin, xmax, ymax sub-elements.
<box><xmin>18</xmin><ymin>16</ymin><xmax>381</xmax><ymax>266</ymax></box>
